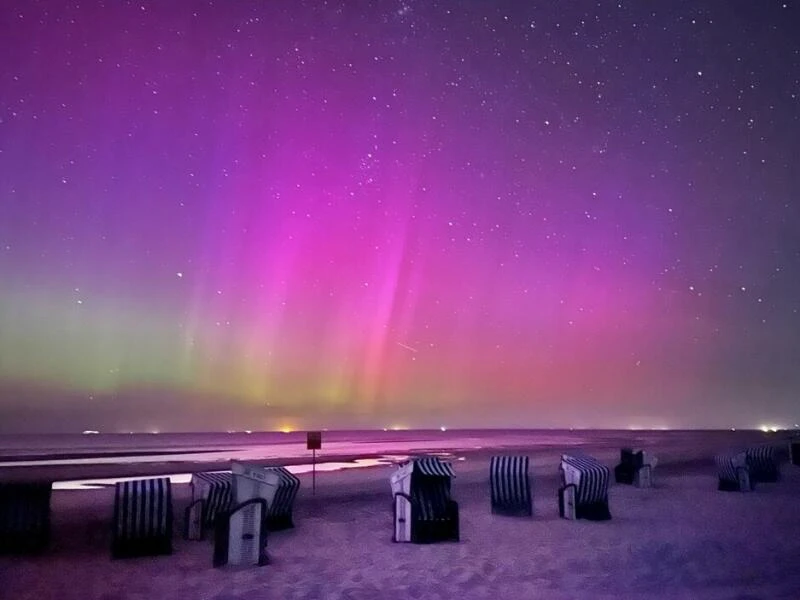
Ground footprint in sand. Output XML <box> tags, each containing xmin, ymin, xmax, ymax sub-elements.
<box><xmin>449</xmin><ymin>565</ymin><xmax>484</xmax><ymax>586</ymax></box>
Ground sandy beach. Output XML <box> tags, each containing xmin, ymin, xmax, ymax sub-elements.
<box><xmin>1</xmin><ymin>431</ymin><xmax>799</xmax><ymax>599</ymax></box>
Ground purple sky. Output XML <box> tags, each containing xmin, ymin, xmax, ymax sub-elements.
<box><xmin>1</xmin><ymin>1</ymin><xmax>799</xmax><ymax>433</ymax></box>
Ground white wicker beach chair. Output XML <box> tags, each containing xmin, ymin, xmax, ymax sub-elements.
<box><xmin>185</xmin><ymin>471</ymin><xmax>232</xmax><ymax>540</ymax></box>
<box><xmin>262</xmin><ymin>467</ymin><xmax>300</xmax><ymax>530</ymax></box>
<box><xmin>111</xmin><ymin>477</ymin><xmax>173</xmax><ymax>558</ymax></box>
<box><xmin>0</xmin><ymin>482</ymin><xmax>52</xmax><ymax>555</ymax></box>
<box><xmin>559</xmin><ymin>454</ymin><xmax>611</xmax><ymax>521</ymax></box>
<box><xmin>390</xmin><ymin>457</ymin><xmax>459</xmax><ymax>543</ymax></box>
<box><xmin>715</xmin><ymin>451</ymin><xmax>751</xmax><ymax>492</ymax></box>
<box><xmin>490</xmin><ymin>455</ymin><xmax>532</xmax><ymax>516</ymax></box>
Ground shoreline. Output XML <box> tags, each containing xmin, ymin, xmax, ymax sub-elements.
<box><xmin>0</xmin><ymin>429</ymin><xmax>786</xmax><ymax>484</ymax></box>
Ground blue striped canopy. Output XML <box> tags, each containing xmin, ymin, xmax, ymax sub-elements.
<box><xmin>193</xmin><ymin>471</ymin><xmax>230</xmax><ymax>486</ymax></box>
<box><xmin>413</xmin><ymin>457</ymin><xmax>456</xmax><ymax>478</ymax></box>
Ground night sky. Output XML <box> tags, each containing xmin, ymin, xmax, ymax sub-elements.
<box><xmin>1</xmin><ymin>1</ymin><xmax>799</xmax><ymax>433</ymax></box>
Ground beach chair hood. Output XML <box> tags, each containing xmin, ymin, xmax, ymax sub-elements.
<box><xmin>390</xmin><ymin>457</ymin><xmax>455</xmax><ymax>494</ymax></box>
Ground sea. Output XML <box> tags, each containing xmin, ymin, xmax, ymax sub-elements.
<box><xmin>0</xmin><ymin>428</ymin><xmax>786</xmax><ymax>490</ymax></box>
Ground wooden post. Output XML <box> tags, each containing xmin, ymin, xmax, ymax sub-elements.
<box><xmin>312</xmin><ymin>448</ymin><xmax>316</xmax><ymax>494</ymax></box>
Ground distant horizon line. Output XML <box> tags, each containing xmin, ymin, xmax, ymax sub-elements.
<box><xmin>0</xmin><ymin>426</ymin><xmax>797</xmax><ymax>436</ymax></box>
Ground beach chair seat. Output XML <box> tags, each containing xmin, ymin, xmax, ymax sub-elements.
<box><xmin>745</xmin><ymin>445</ymin><xmax>780</xmax><ymax>483</ymax></box>
<box><xmin>413</xmin><ymin>477</ymin><xmax>451</xmax><ymax>520</ymax></box>
<box><xmin>715</xmin><ymin>451</ymin><xmax>752</xmax><ymax>492</ymax></box>
<box><xmin>558</xmin><ymin>454</ymin><xmax>611</xmax><ymax>521</ymax></box>
<box><xmin>614</xmin><ymin>448</ymin><xmax>657</xmax><ymax>488</ymax></box>
<box><xmin>490</xmin><ymin>455</ymin><xmax>532</xmax><ymax>516</ymax></box>
<box><xmin>213</xmin><ymin>498</ymin><xmax>268</xmax><ymax>568</ymax></box>
<box><xmin>0</xmin><ymin>482</ymin><xmax>52</xmax><ymax>555</ymax></box>
<box><xmin>111</xmin><ymin>477</ymin><xmax>173</xmax><ymax>558</ymax></box>
<box><xmin>390</xmin><ymin>457</ymin><xmax>459</xmax><ymax>543</ymax></box>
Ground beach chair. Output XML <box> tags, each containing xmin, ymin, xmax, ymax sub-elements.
<box><xmin>489</xmin><ymin>455</ymin><xmax>532</xmax><ymax>516</ymax></box>
<box><xmin>558</xmin><ymin>454</ymin><xmax>611</xmax><ymax>521</ymax></box>
<box><xmin>213</xmin><ymin>498</ymin><xmax>269</xmax><ymax>568</ymax></box>
<box><xmin>261</xmin><ymin>467</ymin><xmax>300</xmax><ymax>530</ymax></box>
<box><xmin>614</xmin><ymin>448</ymin><xmax>657</xmax><ymax>488</ymax></box>
<box><xmin>390</xmin><ymin>457</ymin><xmax>459</xmax><ymax>543</ymax></box>
<box><xmin>111</xmin><ymin>477</ymin><xmax>173</xmax><ymax>559</ymax></box>
<box><xmin>0</xmin><ymin>482</ymin><xmax>52</xmax><ymax>555</ymax></box>
<box><xmin>745</xmin><ymin>445</ymin><xmax>780</xmax><ymax>483</ymax></box>
<box><xmin>791</xmin><ymin>439</ymin><xmax>800</xmax><ymax>466</ymax></box>
<box><xmin>231</xmin><ymin>462</ymin><xmax>301</xmax><ymax>530</ymax></box>
<box><xmin>715</xmin><ymin>451</ymin><xmax>752</xmax><ymax>492</ymax></box>
<box><xmin>185</xmin><ymin>471</ymin><xmax>232</xmax><ymax>540</ymax></box>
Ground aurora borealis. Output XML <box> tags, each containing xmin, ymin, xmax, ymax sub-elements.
<box><xmin>1</xmin><ymin>1</ymin><xmax>799</xmax><ymax>433</ymax></box>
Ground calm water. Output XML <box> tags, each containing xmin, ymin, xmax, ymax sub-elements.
<box><xmin>0</xmin><ymin>428</ymin><xmax>731</xmax><ymax>460</ymax></box>
<box><xmin>0</xmin><ymin>429</ymin><xmax>596</xmax><ymax>464</ymax></box>
<box><xmin>0</xmin><ymin>428</ymin><xmax>785</xmax><ymax>489</ymax></box>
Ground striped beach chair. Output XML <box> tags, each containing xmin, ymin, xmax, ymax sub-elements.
<box><xmin>0</xmin><ymin>482</ymin><xmax>52</xmax><ymax>555</ymax></box>
<box><xmin>263</xmin><ymin>467</ymin><xmax>300</xmax><ymax>531</ymax></box>
<box><xmin>111</xmin><ymin>477</ymin><xmax>173</xmax><ymax>558</ymax></box>
<box><xmin>745</xmin><ymin>445</ymin><xmax>780</xmax><ymax>483</ymax></box>
<box><xmin>559</xmin><ymin>454</ymin><xmax>611</xmax><ymax>521</ymax></box>
<box><xmin>715</xmin><ymin>451</ymin><xmax>752</xmax><ymax>492</ymax></box>
<box><xmin>490</xmin><ymin>455</ymin><xmax>532</xmax><ymax>516</ymax></box>
<box><xmin>614</xmin><ymin>448</ymin><xmax>656</xmax><ymax>487</ymax></box>
<box><xmin>186</xmin><ymin>471</ymin><xmax>232</xmax><ymax>539</ymax></box>
<box><xmin>390</xmin><ymin>457</ymin><xmax>459</xmax><ymax>543</ymax></box>
<box><xmin>213</xmin><ymin>498</ymin><xmax>269</xmax><ymax>568</ymax></box>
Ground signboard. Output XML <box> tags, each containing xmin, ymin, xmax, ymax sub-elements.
<box><xmin>307</xmin><ymin>431</ymin><xmax>322</xmax><ymax>450</ymax></box>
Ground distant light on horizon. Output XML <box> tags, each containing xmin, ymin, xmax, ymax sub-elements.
<box><xmin>627</xmin><ymin>424</ymin><xmax>671</xmax><ymax>431</ymax></box>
